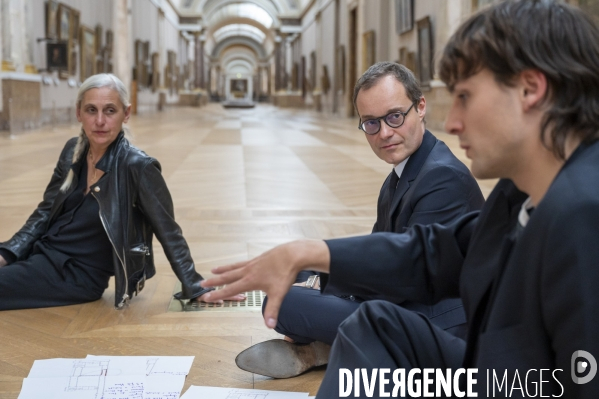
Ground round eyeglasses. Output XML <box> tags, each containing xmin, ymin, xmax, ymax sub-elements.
<box><xmin>358</xmin><ymin>103</ymin><xmax>416</xmax><ymax>135</ymax></box>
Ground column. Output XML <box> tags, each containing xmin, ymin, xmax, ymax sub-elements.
<box><xmin>1</xmin><ymin>0</ymin><xmax>14</xmax><ymax>71</ymax></box>
<box><xmin>285</xmin><ymin>35</ymin><xmax>292</xmax><ymax>90</ymax></box>
<box><xmin>274</xmin><ymin>35</ymin><xmax>281</xmax><ymax>91</ymax></box>
<box><xmin>21</xmin><ymin>0</ymin><xmax>35</xmax><ymax>73</ymax></box>
<box><xmin>158</xmin><ymin>9</ymin><xmax>165</xmax><ymax>88</ymax></box>
<box><xmin>194</xmin><ymin>31</ymin><xmax>205</xmax><ymax>89</ymax></box>
<box><xmin>113</xmin><ymin>0</ymin><xmax>131</xmax><ymax>92</ymax></box>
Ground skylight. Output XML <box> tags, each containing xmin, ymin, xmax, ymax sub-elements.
<box><xmin>213</xmin><ymin>23</ymin><xmax>267</xmax><ymax>44</ymax></box>
<box><xmin>209</xmin><ymin>3</ymin><xmax>274</xmax><ymax>30</ymax></box>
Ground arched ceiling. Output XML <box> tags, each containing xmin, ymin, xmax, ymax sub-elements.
<box><xmin>171</xmin><ymin>0</ymin><xmax>308</xmax><ymax>75</ymax></box>
<box><xmin>173</xmin><ymin>0</ymin><xmax>307</xmax><ymax>18</ymax></box>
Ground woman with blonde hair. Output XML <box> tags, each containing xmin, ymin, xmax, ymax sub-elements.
<box><xmin>0</xmin><ymin>73</ymin><xmax>243</xmax><ymax>310</ymax></box>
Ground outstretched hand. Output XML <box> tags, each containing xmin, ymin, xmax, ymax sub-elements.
<box><xmin>200</xmin><ymin>240</ymin><xmax>330</xmax><ymax>329</ymax></box>
<box><xmin>193</xmin><ymin>292</ymin><xmax>246</xmax><ymax>304</ymax></box>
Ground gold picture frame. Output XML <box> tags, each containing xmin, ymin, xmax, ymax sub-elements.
<box><xmin>57</xmin><ymin>4</ymin><xmax>71</xmax><ymax>42</ymax></box>
<box><xmin>70</xmin><ymin>9</ymin><xmax>80</xmax><ymax>42</ymax></box>
<box><xmin>362</xmin><ymin>31</ymin><xmax>375</xmax><ymax>72</ymax></box>
<box><xmin>80</xmin><ymin>26</ymin><xmax>96</xmax><ymax>82</ymax></box>
<box><xmin>46</xmin><ymin>0</ymin><xmax>59</xmax><ymax>40</ymax></box>
<box><xmin>336</xmin><ymin>45</ymin><xmax>345</xmax><ymax>93</ymax></box>
<box><xmin>151</xmin><ymin>52</ymin><xmax>160</xmax><ymax>92</ymax></box>
<box><xmin>417</xmin><ymin>16</ymin><xmax>433</xmax><ymax>86</ymax></box>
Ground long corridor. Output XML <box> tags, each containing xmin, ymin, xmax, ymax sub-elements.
<box><xmin>0</xmin><ymin>104</ymin><xmax>491</xmax><ymax>398</ymax></box>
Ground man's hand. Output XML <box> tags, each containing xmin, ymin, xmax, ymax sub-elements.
<box><xmin>0</xmin><ymin>255</ymin><xmax>7</xmax><ymax>268</ymax></box>
<box><xmin>193</xmin><ymin>292</ymin><xmax>246</xmax><ymax>304</ymax></box>
<box><xmin>200</xmin><ymin>240</ymin><xmax>330</xmax><ymax>329</ymax></box>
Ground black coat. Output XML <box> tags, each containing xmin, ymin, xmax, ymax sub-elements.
<box><xmin>324</xmin><ymin>140</ymin><xmax>599</xmax><ymax>397</ymax></box>
<box><xmin>371</xmin><ymin>130</ymin><xmax>484</xmax><ymax>330</ymax></box>
<box><xmin>0</xmin><ymin>133</ymin><xmax>209</xmax><ymax>308</ymax></box>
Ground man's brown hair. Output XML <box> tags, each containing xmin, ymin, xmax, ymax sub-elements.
<box><xmin>439</xmin><ymin>0</ymin><xmax>599</xmax><ymax>159</ymax></box>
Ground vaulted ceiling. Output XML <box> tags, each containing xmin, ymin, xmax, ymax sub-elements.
<box><xmin>170</xmin><ymin>0</ymin><xmax>308</xmax><ymax>73</ymax></box>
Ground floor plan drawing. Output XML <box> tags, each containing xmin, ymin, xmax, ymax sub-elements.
<box><xmin>66</xmin><ymin>360</ymin><xmax>110</xmax><ymax>394</ymax></box>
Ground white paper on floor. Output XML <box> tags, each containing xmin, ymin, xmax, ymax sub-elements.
<box><xmin>180</xmin><ymin>385</ymin><xmax>310</xmax><ymax>399</ymax></box>
<box><xmin>18</xmin><ymin>356</ymin><xmax>193</xmax><ymax>399</ymax></box>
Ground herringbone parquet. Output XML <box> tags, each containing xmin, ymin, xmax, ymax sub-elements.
<box><xmin>0</xmin><ymin>103</ymin><xmax>494</xmax><ymax>398</ymax></box>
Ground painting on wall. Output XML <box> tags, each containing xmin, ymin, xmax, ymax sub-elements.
<box><xmin>65</xmin><ymin>45</ymin><xmax>77</xmax><ymax>79</ymax></box>
<box><xmin>95</xmin><ymin>25</ymin><xmax>103</xmax><ymax>55</ymax></box>
<box><xmin>230</xmin><ymin>79</ymin><xmax>248</xmax><ymax>98</ymax></box>
<box><xmin>291</xmin><ymin>63</ymin><xmax>298</xmax><ymax>91</ymax></box>
<box><xmin>135</xmin><ymin>40</ymin><xmax>143</xmax><ymax>84</ymax></box>
<box><xmin>80</xmin><ymin>26</ymin><xmax>96</xmax><ymax>82</ymax></box>
<box><xmin>336</xmin><ymin>45</ymin><xmax>345</xmax><ymax>93</ymax></box>
<box><xmin>106</xmin><ymin>30</ymin><xmax>114</xmax><ymax>50</ymax></box>
<box><xmin>57</xmin><ymin>3</ymin><xmax>71</xmax><ymax>42</ymax></box>
<box><xmin>321</xmin><ymin>65</ymin><xmax>330</xmax><ymax>94</ymax></box>
<box><xmin>46</xmin><ymin>0</ymin><xmax>59</xmax><ymax>40</ymax></box>
<box><xmin>151</xmin><ymin>52</ymin><xmax>160</xmax><ymax>92</ymax></box>
<box><xmin>417</xmin><ymin>16</ymin><xmax>433</xmax><ymax>86</ymax></box>
<box><xmin>167</xmin><ymin>50</ymin><xmax>177</xmax><ymax>95</ymax></box>
<box><xmin>362</xmin><ymin>31</ymin><xmax>376</xmax><ymax>71</ymax></box>
<box><xmin>46</xmin><ymin>41</ymin><xmax>68</xmax><ymax>70</ymax></box>
<box><xmin>309</xmin><ymin>51</ymin><xmax>316</xmax><ymax>90</ymax></box>
<box><xmin>399</xmin><ymin>46</ymin><xmax>417</xmax><ymax>74</ymax></box>
<box><xmin>395</xmin><ymin>0</ymin><xmax>414</xmax><ymax>34</ymax></box>
<box><xmin>70</xmin><ymin>9</ymin><xmax>80</xmax><ymax>42</ymax></box>
<box><xmin>94</xmin><ymin>25</ymin><xmax>103</xmax><ymax>73</ymax></box>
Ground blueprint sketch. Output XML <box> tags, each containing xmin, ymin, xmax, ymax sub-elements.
<box><xmin>86</xmin><ymin>355</ymin><xmax>195</xmax><ymax>376</ymax></box>
<box><xmin>180</xmin><ymin>386</ymin><xmax>310</xmax><ymax>399</ymax></box>
<box><xmin>18</xmin><ymin>356</ymin><xmax>191</xmax><ymax>399</ymax></box>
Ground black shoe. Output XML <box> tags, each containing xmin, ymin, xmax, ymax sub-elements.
<box><xmin>235</xmin><ymin>339</ymin><xmax>331</xmax><ymax>378</ymax></box>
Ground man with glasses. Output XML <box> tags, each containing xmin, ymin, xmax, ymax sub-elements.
<box><xmin>204</xmin><ymin>1</ymin><xmax>599</xmax><ymax>396</ymax></box>
<box><xmin>232</xmin><ymin>62</ymin><xmax>484</xmax><ymax>379</ymax></box>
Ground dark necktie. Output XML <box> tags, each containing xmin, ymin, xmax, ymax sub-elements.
<box><xmin>388</xmin><ymin>170</ymin><xmax>400</xmax><ymax>200</ymax></box>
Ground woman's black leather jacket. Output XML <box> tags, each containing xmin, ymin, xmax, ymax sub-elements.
<box><xmin>0</xmin><ymin>133</ymin><xmax>211</xmax><ymax>308</ymax></box>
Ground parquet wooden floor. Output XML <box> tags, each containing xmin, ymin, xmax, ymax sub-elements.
<box><xmin>0</xmin><ymin>104</ymin><xmax>495</xmax><ymax>398</ymax></box>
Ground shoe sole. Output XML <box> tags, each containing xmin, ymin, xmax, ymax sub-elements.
<box><xmin>235</xmin><ymin>339</ymin><xmax>330</xmax><ymax>379</ymax></box>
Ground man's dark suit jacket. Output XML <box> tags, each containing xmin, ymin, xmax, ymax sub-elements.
<box><xmin>324</xmin><ymin>140</ymin><xmax>599</xmax><ymax>397</ymax></box>
<box><xmin>370</xmin><ymin>130</ymin><xmax>484</xmax><ymax>332</ymax></box>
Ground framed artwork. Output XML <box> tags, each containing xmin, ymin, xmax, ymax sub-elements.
<box><xmin>399</xmin><ymin>46</ymin><xmax>417</xmax><ymax>73</ymax></box>
<box><xmin>80</xmin><ymin>26</ymin><xmax>96</xmax><ymax>81</ymax></box>
<box><xmin>336</xmin><ymin>45</ymin><xmax>345</xmax><ymax>93</ymax></box>
<box><xmin>143</xmin><ymin>41</ymin><xmax>150</xmax><ymax>87</ymax></box>
<box><xmin>309</xmin><ymin>51</ymin><xmax>316</xmax><ymax>90</ymax></box>
<box><xmin>135</xmin><ymin>40</ymin><xmax>143</xmax><ymax>84</ymax></box>
<box><xmin>57</xmin><ymin>4</ymin><xmax>71</xmax><ymax>42</ymax></box>
<box><xmin>230</xmin><ymin>79</ymin><xmax>247</xmax><ymax>98</ymax></box>
<box><xmin>103</xmin><ymin>47</ymin><xmax>112</xmax><ymax>73</ymax></box>
<box><xmin>395</xmin><ymin>0</ymin><xmax>414</xmax><ymax>34</ymax></box>
<box><xmin>167</xmin><ymin>50</ymin><xmax>177</xmax><ymax>95</ymax></box>
<box><xmin>69</xmin><ymin>45</ymin><xmax>77</xmax><ymax>76</ymax></box>
<box><xmin>362</xmin><ymin>31</ymin><xmax>375</xmax><ymax>71</ymax></box>
<box><xmin>46</xmin><ymin>0</ymin><xmax>59</xmax><ymax>39</ymax></box>
<box><xmin>46</xmin><ymin>41</ymin><xmax>68</xmax><ymax>70</ymax></box>
<box><xmin>321</xmin><ymin>65</ymin><xmax>331</xmax><ymax>94</ymax></box>
<box><xmin>95</xmin><ymin>25</ymin><xmax>103</xmax><ymax>55</ymax></box>
<box><xmin>151</xmin><ymin>52</ymin><xmax>159</xmax><ymax>92</ymax></box>
<box><xmin>105</xmin><ymin>30</ymin><xmax>114</xmax><ymax>50</ymax></box>
<box><xmin>291</xmin><ymin>63</ymin><xmax>298</xmax><ymax>90</ymax></box>
<box><xmin>70</xmin><ymin>9</ymin><xmax>80</xmax><ymax>42</ymax></box>
<box><xmin>417</xmin><ymin>17</ymin><xmax>433</xmax><ymax>86</ymax></box>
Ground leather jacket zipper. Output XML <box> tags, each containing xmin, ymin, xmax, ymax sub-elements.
<box><xmin>91</xmin><ymin>190</ymin><xmax>130</xmax><ymax>308</ymax></box>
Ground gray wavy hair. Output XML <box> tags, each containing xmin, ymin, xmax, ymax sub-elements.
<box><xmin>60</xmin><ymin>74</ymin><xmax>131</xmax><ymax>192</ymax></box>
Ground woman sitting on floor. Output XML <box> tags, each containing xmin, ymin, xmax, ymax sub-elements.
<box><xmin>0</xmin><ymin>73</ymin><xmax>244</xmax><ymax>310</ymax></box>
